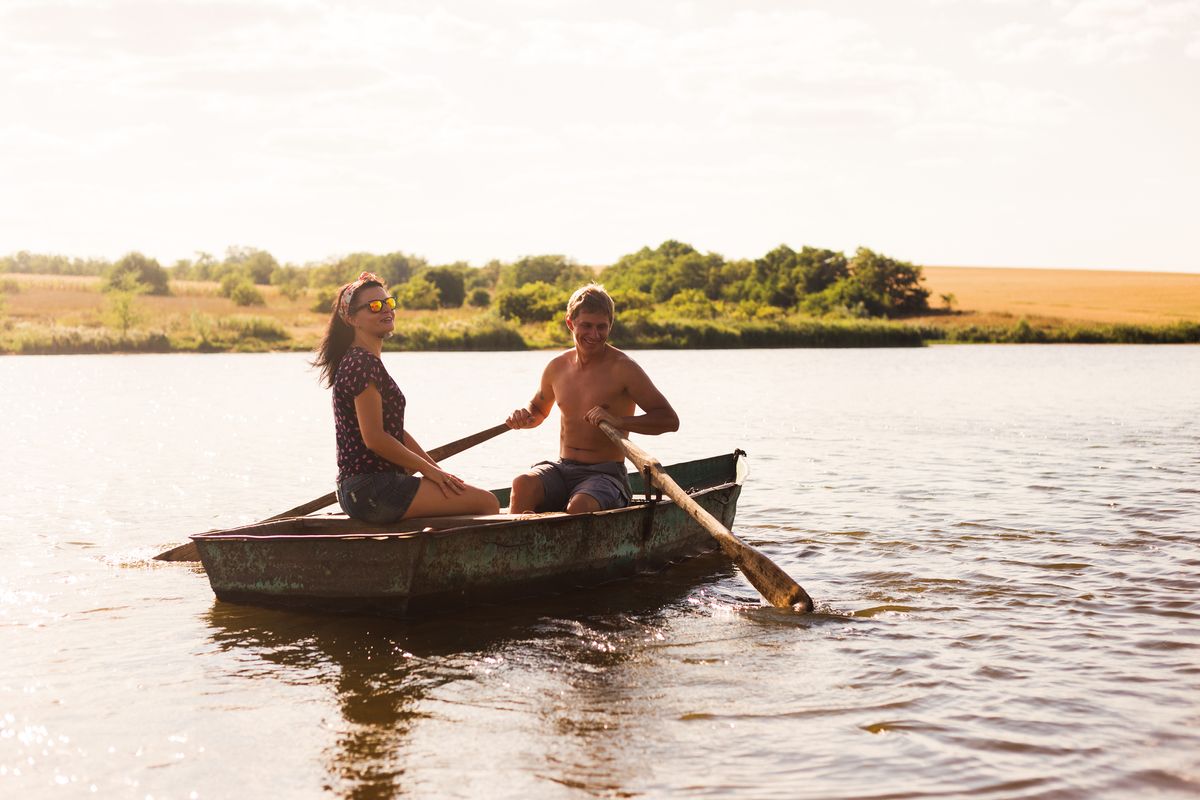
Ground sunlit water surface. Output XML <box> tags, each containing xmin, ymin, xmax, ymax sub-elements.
<box><xmin>1</xmin><ymin>347</ymin><xmax>1197</xmax><ymax>799</ymax></box>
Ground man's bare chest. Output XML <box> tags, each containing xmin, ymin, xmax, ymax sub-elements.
<box><xmin>554</xmin><ymin>371</ymin><xmax>627</xmax><ymax>414</ymax></box>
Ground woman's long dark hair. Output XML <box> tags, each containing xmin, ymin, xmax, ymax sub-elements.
<box><xmin>312</xmin><ymin>280</ymin><xmax>382</xmax><ymax>388</ymax></box>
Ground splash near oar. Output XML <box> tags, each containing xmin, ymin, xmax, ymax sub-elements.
<box><xmin>598</xmin><ymin>421</ymin><xmax>813</xmax><ymax>612</ymax></box>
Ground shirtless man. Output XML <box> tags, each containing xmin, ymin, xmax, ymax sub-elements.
<box><xmin>506</xmin><ymin>283</ymin><xmax>679</xmax><ymax>514</ymax></box>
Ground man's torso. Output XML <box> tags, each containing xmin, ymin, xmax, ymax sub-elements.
<box><xmin>549</xmin><ymin>346</ymin><xmax>634</xmax><ymax>463</ymax></box>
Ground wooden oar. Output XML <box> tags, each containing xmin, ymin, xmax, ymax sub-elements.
<box><xmin>599</xmin><ymin>421</ymin><xmax>813</xmax><ymax>613</ymax></box>
<box><xmin>153</xmin><ymin>422</ymin><xmax>511</xmax><ymax>562</ymax></box>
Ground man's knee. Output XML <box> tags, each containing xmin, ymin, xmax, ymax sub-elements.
<box><xmin>512</xmin><ymin>473</ymin><xmax>540</xmax><ymax>495</ymax></box>
<box><xmin>565</xmin><ymin>492</ymin><xmax>600</xmax><ymax>515</ymax></box>
<box><xmin>510</xmin><ymin>473</ymin><xmax>543</xmax><ymax>510</ymax></box>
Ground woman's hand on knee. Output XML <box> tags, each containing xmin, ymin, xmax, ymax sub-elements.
<box><xmin>420</xmin><ymin>465</ymin><xmax>466</xmax><ymax>496</ymax></box>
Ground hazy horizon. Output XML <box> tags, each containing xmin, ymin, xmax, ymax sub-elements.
<box><xmin>3</xmin><ymin>1</ymin><xmax>1197</xmax><ymax>273</ymax></box>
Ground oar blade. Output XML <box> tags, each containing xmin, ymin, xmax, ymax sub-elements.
<box><xmin>723</xmin><ymin>537</ymin><xmax>814</xmax><ymax>612</ymax></box>
<box><xmin>597</xmin><ymin>421</ymin><xmax>813</xmax><ymax>614</ymax></box>
<box><xmin>153</xmin><ymin>541</ymin><xmax>200</xmax><ymax>562</ymax></box>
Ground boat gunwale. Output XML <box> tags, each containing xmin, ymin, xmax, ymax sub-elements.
<box><xmin>190</xmin><ymin>477</ymin><xmax>740</xmax><ymax>547</ymax></box>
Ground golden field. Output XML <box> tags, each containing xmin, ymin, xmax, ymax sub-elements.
<box><xmin>919</xmin><ymin>266</ymin><xmax>1200</xmax><ymax>326</ymax></box>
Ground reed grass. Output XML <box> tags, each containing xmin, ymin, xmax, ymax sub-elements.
<box><xmin>0</xmin><ymin>323</ymin><xmax>171</xmax><ymax>355</ymax></box>
<box><xmin>384</xmin><ymin>314</ymin><xmax>527</xmax><ymax>351</ymax></box>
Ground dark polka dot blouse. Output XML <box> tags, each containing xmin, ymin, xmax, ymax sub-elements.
<box><xmin>333</xmin><ymin>346</ymin><xmax>406</xmax><ymax>482</ymax></box>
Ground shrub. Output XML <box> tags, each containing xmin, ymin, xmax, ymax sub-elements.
<box><xmin>103</xmin><ymin>252</ymin><xmax>170</xmax><ymax>295</ymax></box>
<box><xmin>495</xmin><ymin>282</ymin><xmax>569</xmax><ymax>323</ymax></box>
<box><xmin>396</xmin><ymin>275</ymin><xmax>441</xmax><ymax>310</ymax></box>
<box><xmin>105</xmin><ymin>291</ymin><xmax>143</xmax><ymax>335</ymax></box>
<box><xmin>467</xmin><ymin>287</ymin><xmax>491</xmax><ymax>308</ymax></box>
<box><xmin>228</xmin><ymin>280</ymin><xmax>265</xmax><ymax>306</ymax></box>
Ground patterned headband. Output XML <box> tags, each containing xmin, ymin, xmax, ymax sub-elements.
<box><xmin>336</xmin><ymin>272</ymin><xmax>386</xmax><ymax>324</ymax></box>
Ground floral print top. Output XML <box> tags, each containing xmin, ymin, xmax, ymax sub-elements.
<box><xmin>333</xmin><ymin>346</ymin><xmax>406</xmax><ymax>481</ymax></box>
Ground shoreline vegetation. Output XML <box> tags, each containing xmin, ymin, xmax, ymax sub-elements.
<box><xmin>2</xmin><ymin>244</ymin><xmax>1198</xmax><ymax>355</ymax></box>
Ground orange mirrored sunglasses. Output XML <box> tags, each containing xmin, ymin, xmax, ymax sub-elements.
<box><xmin>353</xmin><ymin>296</ymin><xmax>397</xmax><ymax>314</ymax></box>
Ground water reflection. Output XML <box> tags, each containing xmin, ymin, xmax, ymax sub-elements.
<box><xmin>203</xmin><ymin>554</ymin><xmax>732</xmax><ymax>799</ymax></box>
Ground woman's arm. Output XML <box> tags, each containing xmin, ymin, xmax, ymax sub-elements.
<box><xmin>402</xmin><ymin>430</ymin><xmax>434</xmax><ymax>464</ymax></box>
<box><xmin>354</xmin><ymin>384</ymin><xmax>465</xmax><ymax>494</ymax></box>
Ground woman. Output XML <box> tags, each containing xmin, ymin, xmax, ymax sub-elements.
<box><xmin>313</xmin><ymin>272</ymin><xmax>500</xmax><ymax>522</ymax></box>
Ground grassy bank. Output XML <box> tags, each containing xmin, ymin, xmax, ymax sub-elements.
<box><xmin>1</xmin><ymin>272</ymin><xmax>1197</xmax><ymax>354</ymax></box>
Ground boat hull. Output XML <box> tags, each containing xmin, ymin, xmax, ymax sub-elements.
<box><xmin>194</xmin><ymin>452</ymin><xmax>745</xmax><ymax>614</ymax></box>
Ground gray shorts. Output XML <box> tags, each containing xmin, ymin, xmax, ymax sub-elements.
<box><xmin>337</xmin><ymin>471</ymin><xmax>421</xmax><ymax>523</ymax></box>
<box><xmin>530</xmin><ymin>459</ymin><xmax>632</xmax><ymax>512</ymax></box>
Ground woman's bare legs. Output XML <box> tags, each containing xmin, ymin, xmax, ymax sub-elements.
<box><xmin>403</xmin><ymin>479</ymin><xmax>499</xmax><ymax>518</ymax></box>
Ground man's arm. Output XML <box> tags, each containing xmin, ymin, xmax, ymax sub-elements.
<box><xmin>506</xmin><ymin>362</ymin><xmax>557</xmax><ymax>430</ymax></box>
<box><xmin>583</xmin><ymin>359</ymin><xmax>679</xmax><ymax>436</ymax></box>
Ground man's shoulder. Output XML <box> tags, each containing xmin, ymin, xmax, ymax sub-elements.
<box><xmin>604</xmin><ymin>345</ymin><xmax>643</xmax><ymax>373</ymax></box>
<box><xmin>545</xmin><ymin>349</ymin><xmax>575</xmax><ymax>371</ymax></box>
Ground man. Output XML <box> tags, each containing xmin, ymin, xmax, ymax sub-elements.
<box><xmin>506</xmin><ymin>283</ymin><xmax>679</xmax><ymax>514</ymax></box>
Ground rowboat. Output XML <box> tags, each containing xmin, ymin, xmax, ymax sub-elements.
<box><xmin>193</xmin><ymin>451</ymin><xmax>747</xmax><ymax>614</ymax></box>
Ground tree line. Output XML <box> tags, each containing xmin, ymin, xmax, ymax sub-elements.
<box><xmin>1</xmin><ymin>240</ymin><xmax>930</xmax><ymax>320</ymax></box>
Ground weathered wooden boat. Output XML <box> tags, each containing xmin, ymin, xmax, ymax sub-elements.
<box><xmin>194</xmin><ymin>451</ymin><xmax>747</xmax><ymax>614</ymax></box>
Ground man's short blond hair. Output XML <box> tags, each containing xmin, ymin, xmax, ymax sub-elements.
<box><xmin>566</xmin><ymin>283</ymin><xmax>615</xmax><ymax>322</ymax></box>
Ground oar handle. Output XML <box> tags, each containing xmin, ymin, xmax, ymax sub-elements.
<box><xmin>427</xmin><ymin>422</ymin><xmax>510</xmax><ymax>463</ymax></box>
<box><xmin>598</xmin><ymin>422</ymin><xmax>813</xmax><ymax>612</ymax></box>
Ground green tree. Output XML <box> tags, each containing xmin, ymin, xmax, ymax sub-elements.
<box><xmin>498</xmin><ymin>255</ymin><xmax>591</xmax><ymax>290</ymax></box>
<box><xmin>271</xmin><ymin>265</ymin><xmax>308</xmax><ymax>301</ymax></box>
<box><xmin>187</xmin><ymin>252</ymin><xmax>218</xmax><ymax>281</ymax></box>
<box><xmin>601</xmin><ymin>241</ymin><xmax>724</xmax><ymax>302</ymax></box>
<box><xmin>103</xmin><ymin>252</ymin><xmax>170</xmax><ymax>295</ymax></box>
<box><xmin>375</xmin><ymin>252</ymin><xmax>425</xmax><ymax>287</ymax></box>
<box><xmin>467</xmin><ymin>261</ymin><xmax>502</xmax><ymax>292</ymax></box>
<box><xmin>803</xmin><ymin>248</ymin><xmax>929</xmax><ymax>318</ymax></box>
<box><xmin>422</xmin><ymin>266</ymin><xmax>466</xmax><ymax>308</ymax></box>
<box><xmin>845</xmin><ymin>248</ymin><xmax>929</xmax><ymax>316</ymax></box>
<box><xmin>794</xmin><ymin>246</ymin><xmax>849</xmax><ymax>295</ymax></box>
<box><xmin>244</xmin><ymin>251</ymin><xmax>280</xmax><ymax>284</ymax></box>
<box><xmin>395</xmin><ymin>274</ymin><xmax>441</xmax><ymax>309</ymax></box>
<box><xmin>495</xmin><ymin>282</ymin><xmax>569</xmax><ymax>322</ymax></box>
<box><xmin>662</xmin><ymin>288</ymin><xmax>719</xmax><ymax>319</ymax></box>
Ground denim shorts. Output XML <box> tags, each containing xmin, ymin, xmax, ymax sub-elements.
<box><xmin>530</xmin><ymin>459</ymin><xmax>632</xmax><ymax>512</ymax></box>
<box><xmin>337</xmin><ymin>471</ymin><xmax>421</xmax><ymax>523</ymax></box>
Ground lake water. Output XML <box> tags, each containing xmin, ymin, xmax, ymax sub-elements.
<box><xmin>1</xmin><ymin>346</ymin><xmax>1197</xmax><ymax>799</ymax></box>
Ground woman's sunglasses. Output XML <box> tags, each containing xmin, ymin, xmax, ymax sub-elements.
<box><xmin>353</xmin><ymin>296</ymin><xmax>397</xmax><ymax>314</ymax></box>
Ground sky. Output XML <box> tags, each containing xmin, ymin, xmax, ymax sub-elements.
<box><xmin>2</xmin><ymin>0</ymin><xmax>1198</xmax><ymax>272</ymax></box>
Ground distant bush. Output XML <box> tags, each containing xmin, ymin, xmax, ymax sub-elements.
<box><xmin>105</xmin><ymin>290</ymin><xmax>144</xmax><ymax>335</ymax></box>
<box><xmin>228</xmin><ymin>280</ymin><xmax>266</xmax><ymax>306</ymax></box>
<box><xmin>467</xmin><ymin>287</ymin><xmax>491</xmax><ymax>308</ymax></box>
<box><xmin>495</xmin><ymin>282</ymin><xmax>568</xmax><ymax>323</ymax></box>
<box><xmin>103</xmin><ymin>252</ymin><xmax>170</xmax><ymax>295</ymax></box>
<box><xmin>396</xmin><ymin>275</ymin><xmax>441</xmax><ymax>310</ymax></box>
